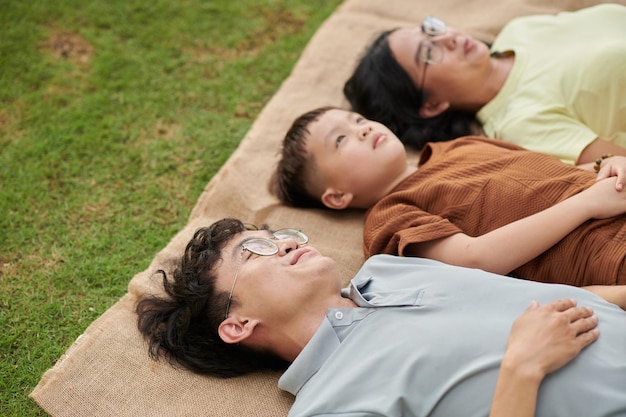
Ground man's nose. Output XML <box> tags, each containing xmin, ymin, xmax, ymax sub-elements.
<box><xmin>277</xmin><ymin>238</ymin><xmax>300</xmax><ymax>255</ymax></box>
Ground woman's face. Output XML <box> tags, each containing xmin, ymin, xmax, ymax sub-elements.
<box><xmin>388</xmin><ymin>25</ymin><xmax>492</xmax><ymax>105</ymax></box>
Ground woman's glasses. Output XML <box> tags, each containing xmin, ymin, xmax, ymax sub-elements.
<box><xmin>416</xmin><ymin>16</ymin><xmax>447</xmax><ymax>98</ymax></box>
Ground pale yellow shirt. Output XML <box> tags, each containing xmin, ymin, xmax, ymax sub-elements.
<box><xmin>477</xmin><ymin>4</ymin><xmax>626</xmax><ymax>165</ymax></box>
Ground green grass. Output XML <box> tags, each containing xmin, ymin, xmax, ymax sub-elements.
<box><xmin>0</xmin><ymin>0</ymin><xmax>343</xmax><ymax>415</ymax></box>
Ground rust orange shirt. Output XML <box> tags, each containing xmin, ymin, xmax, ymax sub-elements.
<box><xmin>364</xmin><ymin>136</ymin><xmax>626</xmax><ymax>286</ymax></box>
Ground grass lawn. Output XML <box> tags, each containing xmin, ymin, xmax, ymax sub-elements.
<box><xmin>0</xmin><ymin>0</ymin><xmax>343</xmax><ymax>415</ymax></box>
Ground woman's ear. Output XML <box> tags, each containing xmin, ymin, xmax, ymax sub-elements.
<box><xmin>321</xmin><ymin>188</ymin><xmax>353</xmax><ymax>210</ymax></box>
<box><xmin>419</xmin><ymin>100</ymin><xmax>450</xmax><ymax>118</ymax></box>
<box><xmin>218</xmin><ymin>317</ymin><xmax>259</xmax><ymax>344</ymax></box>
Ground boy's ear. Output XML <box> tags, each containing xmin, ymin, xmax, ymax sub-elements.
<box><xmin>419</xmin><ymin>99</ymin><xmax>450</xmax><ymax>118</ymax></box>
<box><xmin>321</xmin><ymin>188</ymin><xmax>353</xmax><ymax>210</ymax></box>
<box><xmin>218</xmin><ymin>317</ymin><xmax>260</xmax><ymax>344</ymax></box>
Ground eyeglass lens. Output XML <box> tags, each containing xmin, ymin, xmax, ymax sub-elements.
<box><xmin>418</xmin><ymin>40</ymin><xmax>444</xmax><ymax>64</ymax></box>
<box><xmin>241</xmin><ymin>229</ymin><xmax>308</xmax><ymax>256</ymax></box>
<box><xmin>272</xmin><ymin>228</ymin><xmax>309</xmax><ymax>244</ymax></box>
<box><xmin>242</xmin><ymin>238</ymin><xmax>278</xmax><ymax>255</ymax></box>
<box><xmin>422</xmin><ymin>16</ymin><xmax>446</xmax><ymax>37</ymax></box>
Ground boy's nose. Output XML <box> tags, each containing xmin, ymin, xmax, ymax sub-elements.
<box><xmin>359</xmin><ymin>125</ymin><xmax>372</xmax><ymax>140</ymax></box>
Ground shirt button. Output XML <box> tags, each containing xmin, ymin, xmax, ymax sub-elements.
<box><xmin>334</xmin><ymin>311</ymin><xmax>344</xmax><ymax>320</ymax></box>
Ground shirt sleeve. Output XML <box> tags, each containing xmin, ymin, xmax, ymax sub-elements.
<box><xmin>364</xmin><ymin>203</ymin><xmax>461</xmax><ymax>258</ymax></box>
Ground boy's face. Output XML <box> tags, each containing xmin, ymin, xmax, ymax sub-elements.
<box><xmin>306</xmin><ymin>109</ymin><xmax>409</xmax><ymax>209</ymax></box>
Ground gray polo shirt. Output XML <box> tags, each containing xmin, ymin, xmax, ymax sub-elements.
<box><xmin>279</xmin><ymin>255</ymin><xmax>626</xmax><ymax>417</ymax></box>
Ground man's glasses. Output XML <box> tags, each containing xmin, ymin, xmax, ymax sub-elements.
<box><xmin>416</xmin><ymin>16</ymin><xmax>447</xmax><ymax>99</ymax></box>
<box><xmin>224</xmin><ymin>228</ymin><xmax>309</xmax><ymax>319</ymax></box>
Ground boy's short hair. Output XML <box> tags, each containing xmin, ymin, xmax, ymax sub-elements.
<box><xmin>271</xmin><ymin>106</ymin><xmax>337</xmax><ymax>208</ymax></box>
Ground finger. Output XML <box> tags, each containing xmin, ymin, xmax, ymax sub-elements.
<box><xmin>575</xmin><ymin>328</ymin><xmax>600</xmax><ymax>349</ymax></box>
<box><xmin>571</xmin><ymin>313</ymin><xmax>599</xmax><ymax>335</ymax></box>
<box><xmin>526</xmin><ymin>300</ymin><xmax>540</xmax><ymax>311</ymax></box>
<box><xmin>566</xmin><ymin>305</ymin><xmax>595</xmax><ymax>322</ymax></box>
<box><xmin>546</xmin><ymin>298</ymin><xmax>577</xmax><ymax>312</ymax></box>
<box><xmin>616</xmin><ymin>172</ymin><xmax>625</xmax><ymax>191</ymax></box>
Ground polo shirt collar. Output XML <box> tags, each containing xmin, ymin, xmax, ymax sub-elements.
<box><xmin>278</xmin><ymin>317</ymin><xmax>339</xmax><ymax>395</ymax></box>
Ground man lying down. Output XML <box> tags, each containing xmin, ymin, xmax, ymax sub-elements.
<box><xmin>136</xmin><ymin>218</ymin><xmax>626</xmax><ymax>417</ymax></box>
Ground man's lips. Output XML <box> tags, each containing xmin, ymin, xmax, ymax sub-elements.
<box><xmin>373</xmin><ymin>133</ymin><xmax>386</xmax><ymax>149</ymax></box>
<box><xmin>291</xmin><ymin>248</ymin><xmax>312</xmax><ymax>265</ymax></box>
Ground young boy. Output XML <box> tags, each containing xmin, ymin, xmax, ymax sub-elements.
<box><xmin>271</xmin><ymin>106</ymin><xmax>626</xmax><ymax>286</ymax></box>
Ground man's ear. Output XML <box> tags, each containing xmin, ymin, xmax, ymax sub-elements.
<box><xmin>419</xmin><ymin>100</ymin><xmax>450</xmax><ymax>118</ymax></box>
<box><xmin>321</xmin><ymin>187</ymin><xmax>353</xmax><ymax>210</ymax></box>
<box><xmin>218</xmin><ymin>317</ymin><xmax>260</xmax><ymax>344</ymax></box>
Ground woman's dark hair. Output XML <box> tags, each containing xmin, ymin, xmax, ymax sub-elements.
<box><xmin>135</xmin><ymin>218</ymin><xmax>289</xmax><ymax>377</ymax></box>
<box><xmin>343</xmin><ymin>29</ymin><xmax>480</xmax><ymax>150</ymax></box>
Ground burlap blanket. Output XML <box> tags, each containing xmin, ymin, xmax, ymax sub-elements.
<box><xmin>30</xmin><ymin>0</ymin><xmax>621</xmax><ymax>415</ymax></box>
